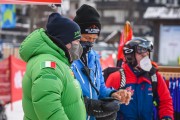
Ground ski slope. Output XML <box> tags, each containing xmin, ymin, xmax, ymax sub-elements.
<box><xmin>5</xmin><ymin>100</ymin><xmax>23</xmax><ymax>120</ymax></box>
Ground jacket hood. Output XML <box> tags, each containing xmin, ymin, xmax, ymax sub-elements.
<box><xmin>19</xmin><ymin>28</ymin><xmax>69</xmax><ymax>65</ymax></box>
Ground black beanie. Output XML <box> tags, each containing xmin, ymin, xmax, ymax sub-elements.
<box><xmin>73</xmin><ymin>4</ymin><xmax>101</xmax><ymax>35</ymax></box>
<box><xmin>46</xmin><ymin>13</ymin><xmax>81</xmax><ymax>45</ymax></box>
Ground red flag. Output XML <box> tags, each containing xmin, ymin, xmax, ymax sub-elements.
<box><xmin>100</xmin><ymin>54</ymin><xmax>115</xmax><ymax>70</ymax></box>
<box><xmin>0</xmin><ymin>55</ymin><xmax>26</xmax><ymax>109</ymax></box>
<box><xmin>1</xmin><ymin>0</ymin><xmax>62</xmax><ymax>4</ymax></box>
<box><xmin>117</xmin><ymin>21</ymin><xmax>133</xmax><ymax>64</ymax></box>
<box><xmin>10</xmin><ymin>55</ymin><xmax>26</xmax><ymax>103</ymax></box>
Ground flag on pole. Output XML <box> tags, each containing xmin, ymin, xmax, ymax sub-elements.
<box><xmin>117</xmin><ymin>21</ymin><xmax>133</xmax><ymax>67</ymax></box>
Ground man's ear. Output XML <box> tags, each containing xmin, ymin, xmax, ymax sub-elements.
<box><xmin>65</xmin><ymin>43</ymin><xmax>72</xmax><ymax>50</ymax></box>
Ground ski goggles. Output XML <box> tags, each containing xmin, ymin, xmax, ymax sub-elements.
<box><xmin>136</xmin><ymin>46</ymin><xmax>149</xmax><ymax>54</ymax></box>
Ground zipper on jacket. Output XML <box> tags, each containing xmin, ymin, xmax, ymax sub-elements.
<box><xmin>136</xmin><ymin>77</ymin><xmax>140</xmax><ymax>120</ymax></box>
<box><xmin>85</xmin><ymin>53</ymin><xmax>94</xmax><ymax>99</ymax></box>
<box><xmin>73</xmin><ymin>60</ymin><xmax>94</xmax><ymax>99</ymax></box>
<box><xmin>79</xmin><ymin>55</ymin><xmax>94</xmax><ymax>99</ymax></box>
<box><xmin>87</xmin><ymin>78</ymin><xmax>93</xmax><ymax>120</ymax></box>
<box><xmin>86</xmin><ymin>52</ymin><xmax>95</xmax><ymax>120</ymax></box>
<box><xmin>89</xmin><ymin>82</ymin><xmax>93</xmax><ymax>99</ymax></box>
<box><xmin>86</xmin><ymin>53</ymin><xmax>88</xmax><ymax>66</ymax></box>
<box><xmin>87</xmin><ymin>116</ymin><xmax>90</xmax><ymax>120</ymax></box>
<box><xmin>94</xmin><ymin>56</ymin><xmax>98</xmax><ymax>87</ymax></box>
<box><xmin>73</xmin><ymin>64</ymin><xmax>85</xmax><ymax>84</ymax></box>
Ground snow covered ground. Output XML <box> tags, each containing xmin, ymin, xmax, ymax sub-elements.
<box><xmin>5</xmin><ymin>100</ymin><xmax>23</xmax><ymax>120</ymax></box>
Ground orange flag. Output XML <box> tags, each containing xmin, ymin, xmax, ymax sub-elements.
<box><xmin>117</xmin><ymin>21</ymin><xmax>133</xmax><ymax>66</ymax></box>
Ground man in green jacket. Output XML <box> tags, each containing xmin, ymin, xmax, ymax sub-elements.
<box><xmin>19</xmin><ymin>13</ymin><xmax>86</xmax><ymax>120</ymax></box>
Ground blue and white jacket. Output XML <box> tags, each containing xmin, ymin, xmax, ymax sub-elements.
<box><xmin>71</xmin><ymin>49</ymin><xmax>113</xmax><ymax>120</ymax></box>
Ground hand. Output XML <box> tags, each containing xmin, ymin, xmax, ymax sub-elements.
<box><xmin>100</xmin><ymin>98</ymin><xmax>119</xmax><ymax>112</ymax></box>
<box><xmin>111</xmin><ymin>89</ymin><xmax>132</xmax><ymax>105</ymax></box>
<box><xmin>96</xmin><ymin>112</ymin><xmax>117</xmax><ymax>120</ymax></box>
<box><xmin>83</xmin><ymin>97</ymin><xmax>119</xmax><ymax>118</ymax></box>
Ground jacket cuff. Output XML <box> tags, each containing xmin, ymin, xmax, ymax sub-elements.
<box><xmin>109</xmin><ymin>90</ymin><xmax>117</xmax><ymax>97</ymax></box>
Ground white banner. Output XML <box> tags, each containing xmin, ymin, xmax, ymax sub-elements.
<box><xmin>159</xmin><ymin>25</ymin><xmax>180</xmax><ymax>65</ymax></box>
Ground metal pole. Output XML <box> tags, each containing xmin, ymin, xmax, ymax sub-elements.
<box><xmin>29</xmin><ymin>5</ymin><xmax>34</xmax><ymax>33</ymax></box>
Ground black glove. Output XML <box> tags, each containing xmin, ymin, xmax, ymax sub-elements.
<box><xmin>84</xmin><ymin>97</ymin><xmax>120</xmax><ymax>118</ymax></box>
<box><xmin>100</xmin><ymin>97</ymin><xmax>120</xmax><ymax>112</ymax></box>
<box><xmin>96</xmin><ymin>112</ymin><xmax>117</xmax><ymax>120</ymax></box>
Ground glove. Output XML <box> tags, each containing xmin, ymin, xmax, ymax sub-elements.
<box><xmin>96</xmin><ymin>98</ymin><xmax>119</xmax><ymax>120</ymax></box>
<box><xmin>84</xmin><ymin>97</ymin><xmax>120</xmax><ymax>118</ymax></box>
<box><xmin>96</xmin><ymin>112</ymin><xmax>117</xmax><ymax>120</ymax></box>
<box><xmin>100</xmin><ymin>97</ymin><xmax>120</xmax><ymax>112</ymax></box>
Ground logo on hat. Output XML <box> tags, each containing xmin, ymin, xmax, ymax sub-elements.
<box><xmin>74</xmin><ymin>30</ymin><xmax>81</xmax><ymax>39</ymax></box>
<box><xmin>85</xmin><ymin>25</ymin><xmax>100</xmax><ymax>34</ymax></box>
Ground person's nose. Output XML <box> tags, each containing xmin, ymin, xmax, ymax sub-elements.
<box><xmin>141</xmin><ymin>52</ymin><xmax>149</xmax><ymax>57</ymax></box>
<box><xmin>88</xmin><ymin>38</ymin><xmax>95</xmax><ymax>42</ymax></box>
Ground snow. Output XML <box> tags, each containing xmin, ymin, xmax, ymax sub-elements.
<box><xmin>5</xmin><ymin>100</ymin><xmax>23</xmax><ymax>120</ymax></box>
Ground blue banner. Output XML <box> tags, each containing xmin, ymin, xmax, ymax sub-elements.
<box><xmin>0</xmin><ymin>4</ymin><xmax>16</xmax><ymax>28</ymax></box>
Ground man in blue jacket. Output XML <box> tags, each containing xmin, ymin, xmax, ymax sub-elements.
<box><xmin>71</xmin><ymin>4</ymin><xmax>132</xmax><ymax>120</ymax></box>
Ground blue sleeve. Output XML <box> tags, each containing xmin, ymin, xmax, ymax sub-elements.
<box><xmin>96</xmin><ymin>57</ymin><xmax>114</xmax><ymax>98</ymax></box>
<box><xmin>99</xmin><ymin>70</ymin><xmax>114</xmax><ymax>98</ymax></box>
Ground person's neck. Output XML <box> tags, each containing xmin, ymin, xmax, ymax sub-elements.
<box><xmin>133</xmin><ymin>66</ymin><xmax>141</xmax><ymax>72</ymax></box>
<box><xmin>131</xmin><ymin>65</ymin><xmax>146</xmax><ymax>77</ymax></box>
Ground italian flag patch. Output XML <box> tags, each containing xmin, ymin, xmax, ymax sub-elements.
<box><xmin>41</xmin><ymin>61</ymin><xmax>56</xmax><ymax>69</ymax></box>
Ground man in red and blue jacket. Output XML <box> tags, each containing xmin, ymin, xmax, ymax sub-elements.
<box><xmin>106</xmin><ymin>37</ymin><xmax>174</xmax><ymax>120</ymax></box>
